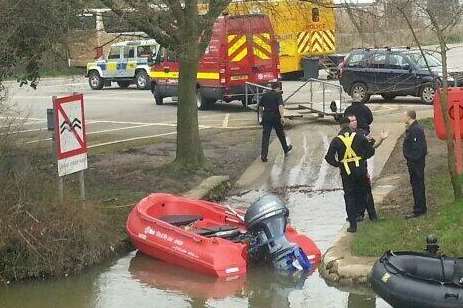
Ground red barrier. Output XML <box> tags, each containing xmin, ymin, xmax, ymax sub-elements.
<box><xmin>434</xmin><ymin>87</ymin><xmax>463</xmax><ymax>140</ymax></box>
<box><xmin>434</xmin><ymin>87</ymin><xmax>463</xmax><ymax>173</ymax></box>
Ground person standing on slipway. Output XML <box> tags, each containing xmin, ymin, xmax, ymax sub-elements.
<box><xmin>325</xmin><ymin>117</ymin><xmax>375</xmax><ymax>232</ymax></box>
<box><xmin>259</xmin><ymin>83</ymin><xmax>293</xmax><ymax>162</ymax></box>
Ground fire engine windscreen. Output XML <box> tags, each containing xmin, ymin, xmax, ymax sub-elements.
<box><xmin>244</xmin><ymin>194</ymin><xmax>312</xmax><ymax>272</ymax></box>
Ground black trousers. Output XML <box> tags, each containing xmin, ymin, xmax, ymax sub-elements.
<box><xmin>341</xmin><ymin>171</ymin><xmax>370</xmax><ymax>228</ymax></box>
<box><xmin>407</xmin><ymin>159</ymin><xmax>427</xmax><ymax>214</ymax></box>
<box><xmin>358</xmin><ymin>174</ymin><xmax>378</xmax><ymax>220</ymax></box>
<box><xmin>261</xmin><ymin>116</ymin><xmax>289</xmax><ymax>159</ymax></box>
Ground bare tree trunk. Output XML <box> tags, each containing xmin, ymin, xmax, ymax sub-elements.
<box><xmin>175</xmin><ymin>46</ymin><xmax>204</xmax><ymax>168</ymax></box>
<box><xmin>174</xmin><ymin>6</ymin><xmax>205</xmax><ymax>169</ymax></box>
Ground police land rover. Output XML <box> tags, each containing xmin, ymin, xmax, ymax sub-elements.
<box><xmin>86</xmin><ymin>39</ymin><xmax>159</xmax><ymax>90</ymax></box>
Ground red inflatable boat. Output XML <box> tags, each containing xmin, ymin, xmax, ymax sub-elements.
<box><xmin>126</xmin><ymin>193</ymin><xmax>321</xmax><ymax>277</ymax></box>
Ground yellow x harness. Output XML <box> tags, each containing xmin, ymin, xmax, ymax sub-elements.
<box><xmin>338</xmin><ymin>132</ymin><xmax>362</xmax><ymax>175</ymax></box>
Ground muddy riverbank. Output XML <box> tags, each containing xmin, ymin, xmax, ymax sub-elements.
<box><xmin>0</xmin><ymin>128</ymin><xmax>260</xmax><ymax>284</ymax></box>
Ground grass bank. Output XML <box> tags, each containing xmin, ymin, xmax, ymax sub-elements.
<box><xmin>352</xmin><ymin>120</ymin><xmax>463</xmax><ymax>257</ymax></box>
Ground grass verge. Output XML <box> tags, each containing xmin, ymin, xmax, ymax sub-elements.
<box><xmin>352</xmin><ymin>121</ymin><xmax>463</xmax><ymax>257</ymax></box>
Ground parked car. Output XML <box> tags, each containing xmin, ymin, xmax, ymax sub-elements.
<box><xmin>86</xmin><ymin>39</ymin><xmax>160</xmax><ymax>90</ymax></box>
<box><xmin>149</xmin><ymin>14</ymin><xmax>281</xmax><ymax>110</ymax></box>
<box><xmin>338</xmin><ymin>47</ymin><xmax>459</xmax><ymax>104</ymax></box>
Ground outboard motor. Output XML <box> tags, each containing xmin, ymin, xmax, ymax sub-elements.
<box><xmin>244</xmin><ymin>194</ymin><xmax>311</xmax><ymax>272</ymax></box>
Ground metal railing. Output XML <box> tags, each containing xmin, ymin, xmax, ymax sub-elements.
<box><xmin>244</xmin><ymin>82</ymin><xmax>272</xmax><ymax>110</ymax></box>
<box><xmin>244</xmin><ymin>79</ymin><xmax>349</xmax><ymax>119</ymax></box>
<box><xmin>284</xmin><ymin>78</ymin><xmax>347</xmax><ymax>115</ymax></box>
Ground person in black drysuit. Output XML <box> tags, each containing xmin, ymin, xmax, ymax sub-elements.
<box><xmin>259</xmin><ymin>83</ymin><xmax>293</xmax><ymax>162</ymax></box>
<box><xmin>344</xmin><ymin>99</ymin><xmax>376</xmax><ymax>222</ymax></box>
<box><xmin>344</xmin><ymin>98</ymin><xmax>374</xmax><ymax>135</ymax></box>
<box><xmin>345</xmin><ymin>114</ymin><xmax>380</xmax><ymax>222</ymax></box>
<box><xmin>325</xmin><ymin>117</ymin><xmax>375</xmax><ymax>232</ymax></box>
<box><xmin>403</xmin><ymin>110</ymin><xmax>427</xmax><ymax>219</ymax></box>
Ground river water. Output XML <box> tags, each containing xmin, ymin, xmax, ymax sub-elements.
<box><xmin>0</xmin><ymin>189</ymin><xmax>392</xmax><ymax>308</ymax></box>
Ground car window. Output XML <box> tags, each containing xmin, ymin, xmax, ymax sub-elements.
<box><xmin>407</xmin><ymin>52</ymin><xmax>441</xmax><ymax>68</ymax></box>
<box><xmin>388</xmin><ymin>53</ymin><xmax>411</xmax><ymax>70</ymax></box>
<box><xmin>158</xmin><ymin>48</ymin><xmax>177</xmax><ymax>62</ymax></box>
<box><xmin>124</xmin><ymin>46</ymin><xmax>136</xmax><ymax>59</ymax></box>
<box><xmin>369</xmin><ymin>52</ymin><xmax>386</xmax><ymax>69</ymax></box>
<box><xmin>137</xmin><ymin>46</ymin><xmax>153</xmax><ymax>58</ymax></box>
<box><xmin>347</xmin><ymin>53</ymin><xmax>366</xmax><ymax>68</ymax></box>
<box><xmin>108</xmin><ymin>47</ymin><xmax>121</xmax><ymax>60</ymax></box>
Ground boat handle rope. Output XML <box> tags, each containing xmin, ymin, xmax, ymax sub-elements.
<box><xmin>381</xmin><ymin>251</ymin><xmax>461</xmax><ymax>287</ymax></box>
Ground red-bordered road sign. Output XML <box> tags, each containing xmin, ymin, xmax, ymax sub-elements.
<box><xmin>53</xmin><ymin>94</ymin><xmax>88</xmax><ymax>176</ymax></box>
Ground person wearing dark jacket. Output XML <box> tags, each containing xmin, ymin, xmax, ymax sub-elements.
<box><xmin>345</xmin><ymin>114</ymin><xmax>388</xmax><ymax>222</ymax></box>
<box><xmin>344</xmin><ymin>98</ymin><xmax>373</xmax><ymax>135</ymax></box>
<box><xmin>403</xmin><ymin>110</ymin><xmax>427</xmax><ymax>219</ymax></box>
<box><xmin>325</xmin><ymin>117</ymin><xmax>375</xmax><ymax>232</ymax></box>
<box><xmin>259</xmin><ymin>83</ymin><xmax>293</xmax><ymax>162</ymax></box>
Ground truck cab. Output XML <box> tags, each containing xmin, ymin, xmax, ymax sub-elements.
<box><xmin>150</xmin><ymin>14</ymin><xmax>281</xmax><ymax>110</ymax></box>
<box><xmin>86</xmin><ymin>39</ymin><xmax>160</xmax><ymax>90</ymax></box>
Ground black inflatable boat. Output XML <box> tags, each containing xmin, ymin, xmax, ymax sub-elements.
<box><xmin>370</xmin><ymin>251</ymin><xmax>463</xmax><ymax>308</ymax></box>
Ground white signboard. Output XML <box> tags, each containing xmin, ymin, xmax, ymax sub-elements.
<box><xmin>53</xmin><ymin>94</ymin><xmax>88</xmax><ymax>177</ymax></box>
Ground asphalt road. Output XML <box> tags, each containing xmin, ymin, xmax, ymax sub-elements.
<box><xmin>1</xmin><ymin>77</ymin><xmax>431</xmax><ymax>149</ymax></box>
<box><xmin>6</xmin><ymin>42</ymin><xmax>463</xmax><ymax>148</ymax></box>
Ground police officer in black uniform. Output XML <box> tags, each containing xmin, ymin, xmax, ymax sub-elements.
<box><xmin>344</xmin><ymin>97</ymin><xmax>374</xmax><ymax>135</ymax></box>
<box><xmin>260</xmin><ymin>83</ymin><xmax>292</xmax><ymax>162</ymax></box>
<box><xmin>325</xmin><ymin>117</ymin><xmax>375</xmax><ymax>232</ymax></box>
<box><xmin>403</xmin><ymin>110</ymin><xmax>427</xmax><ymax>219</ymax></box>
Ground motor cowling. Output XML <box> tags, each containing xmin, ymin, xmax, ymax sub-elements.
<box><xmin>244</xmin><ymin>194</ymin><xmax>311</xmax><ymax>272</ymax></box>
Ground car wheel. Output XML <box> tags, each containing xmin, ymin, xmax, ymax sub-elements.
<box><xmin>196</xmin><ymin>90</ymin><xmax>209</xmax><ymax>110</ymax></box>
<box><xmin>117</xmin><ymin>81</ymin><xmax>130</xmax><ymax>89</ymax></box>
<box><xmin>135</xmin><ymin>70</ymin><xmax>150</xmax><ymax>90</ymax></box>
<box><xmin>420</xmin><ymin>84</ymin><xmax>435</xmax><ymax>105</ymax></box>
<box><xmin>381</xmin><ymin>94</ymin><xmax>396</xmax><ymax>101</ymax></box>
<box><xmin>151</xmin><ymin>85</ymin><xmax>164</xmax><ymax>105</ymax></box>
<box><xmin>88</xmin><ymin>71</ymin><xmax>104</xmax><ymax>90</ymax></box>
<box><xmin>350</xmin><ymin>82</ymin><xmax>370</xmax><ymax>103</ymax></box>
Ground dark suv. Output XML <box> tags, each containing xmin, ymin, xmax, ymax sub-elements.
<box><xmin>338</xmin><ymin>48</ymin><xmax>456</xmax><ymax>104</ymax></box>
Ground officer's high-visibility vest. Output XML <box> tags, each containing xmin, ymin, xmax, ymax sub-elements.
<box><xmin>337</xmin><ymin>132</ymin><xmax>362</xmax><ymax>175</ymax></box>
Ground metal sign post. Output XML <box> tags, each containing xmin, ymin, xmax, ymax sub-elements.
<box><xmin>52</xmin><ymin>93</ymin><xmax>88</xmax><ymax>202</ymax></box>
<box><xmin>47</xmin><ymin>104</ymin><xmax>64</xmax><ymax>203</ymax></box>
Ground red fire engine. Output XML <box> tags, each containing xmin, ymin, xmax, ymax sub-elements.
<box><xmin>149</xmin><ymin>14</ymin><xmax>281</xmax><ymax>110</ymax></box>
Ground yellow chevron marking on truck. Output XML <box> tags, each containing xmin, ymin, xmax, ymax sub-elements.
<box><xmin>231</xmin><ymin>48</ymin><xmax>248</xmax><ymax>62</ymax></box>
<box><xmin>297</xmin><ymin>30</ymin><xmax>336</xmax><ymax>54</ymax></box>
<box><xmin>253</xmin><ymin>35</ymin><xmax>272</xmax><ymax>53</ymax></box>
<box><xmin>228</xmin><ymin>35</ymin><xmax>246</xmax><ymax>57</ymax></box>
<box><xmin>253</xmin><ymin>48</ymin><xmax>271</xmax><ymax>60</ymax></box>
<box><xmin>297</xmin><ymin>31</ymin><xmax>311</xmax><ymax>54</ymax></box>
<box><xmin>228</xmin><ymin>34</ymin><xmax>237</xmax><ymax>43</ymax></box>
<box><xmin>252</xmin><ymin>33</ymin><xmax>272</xmax><ymax>60</ymax></box>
